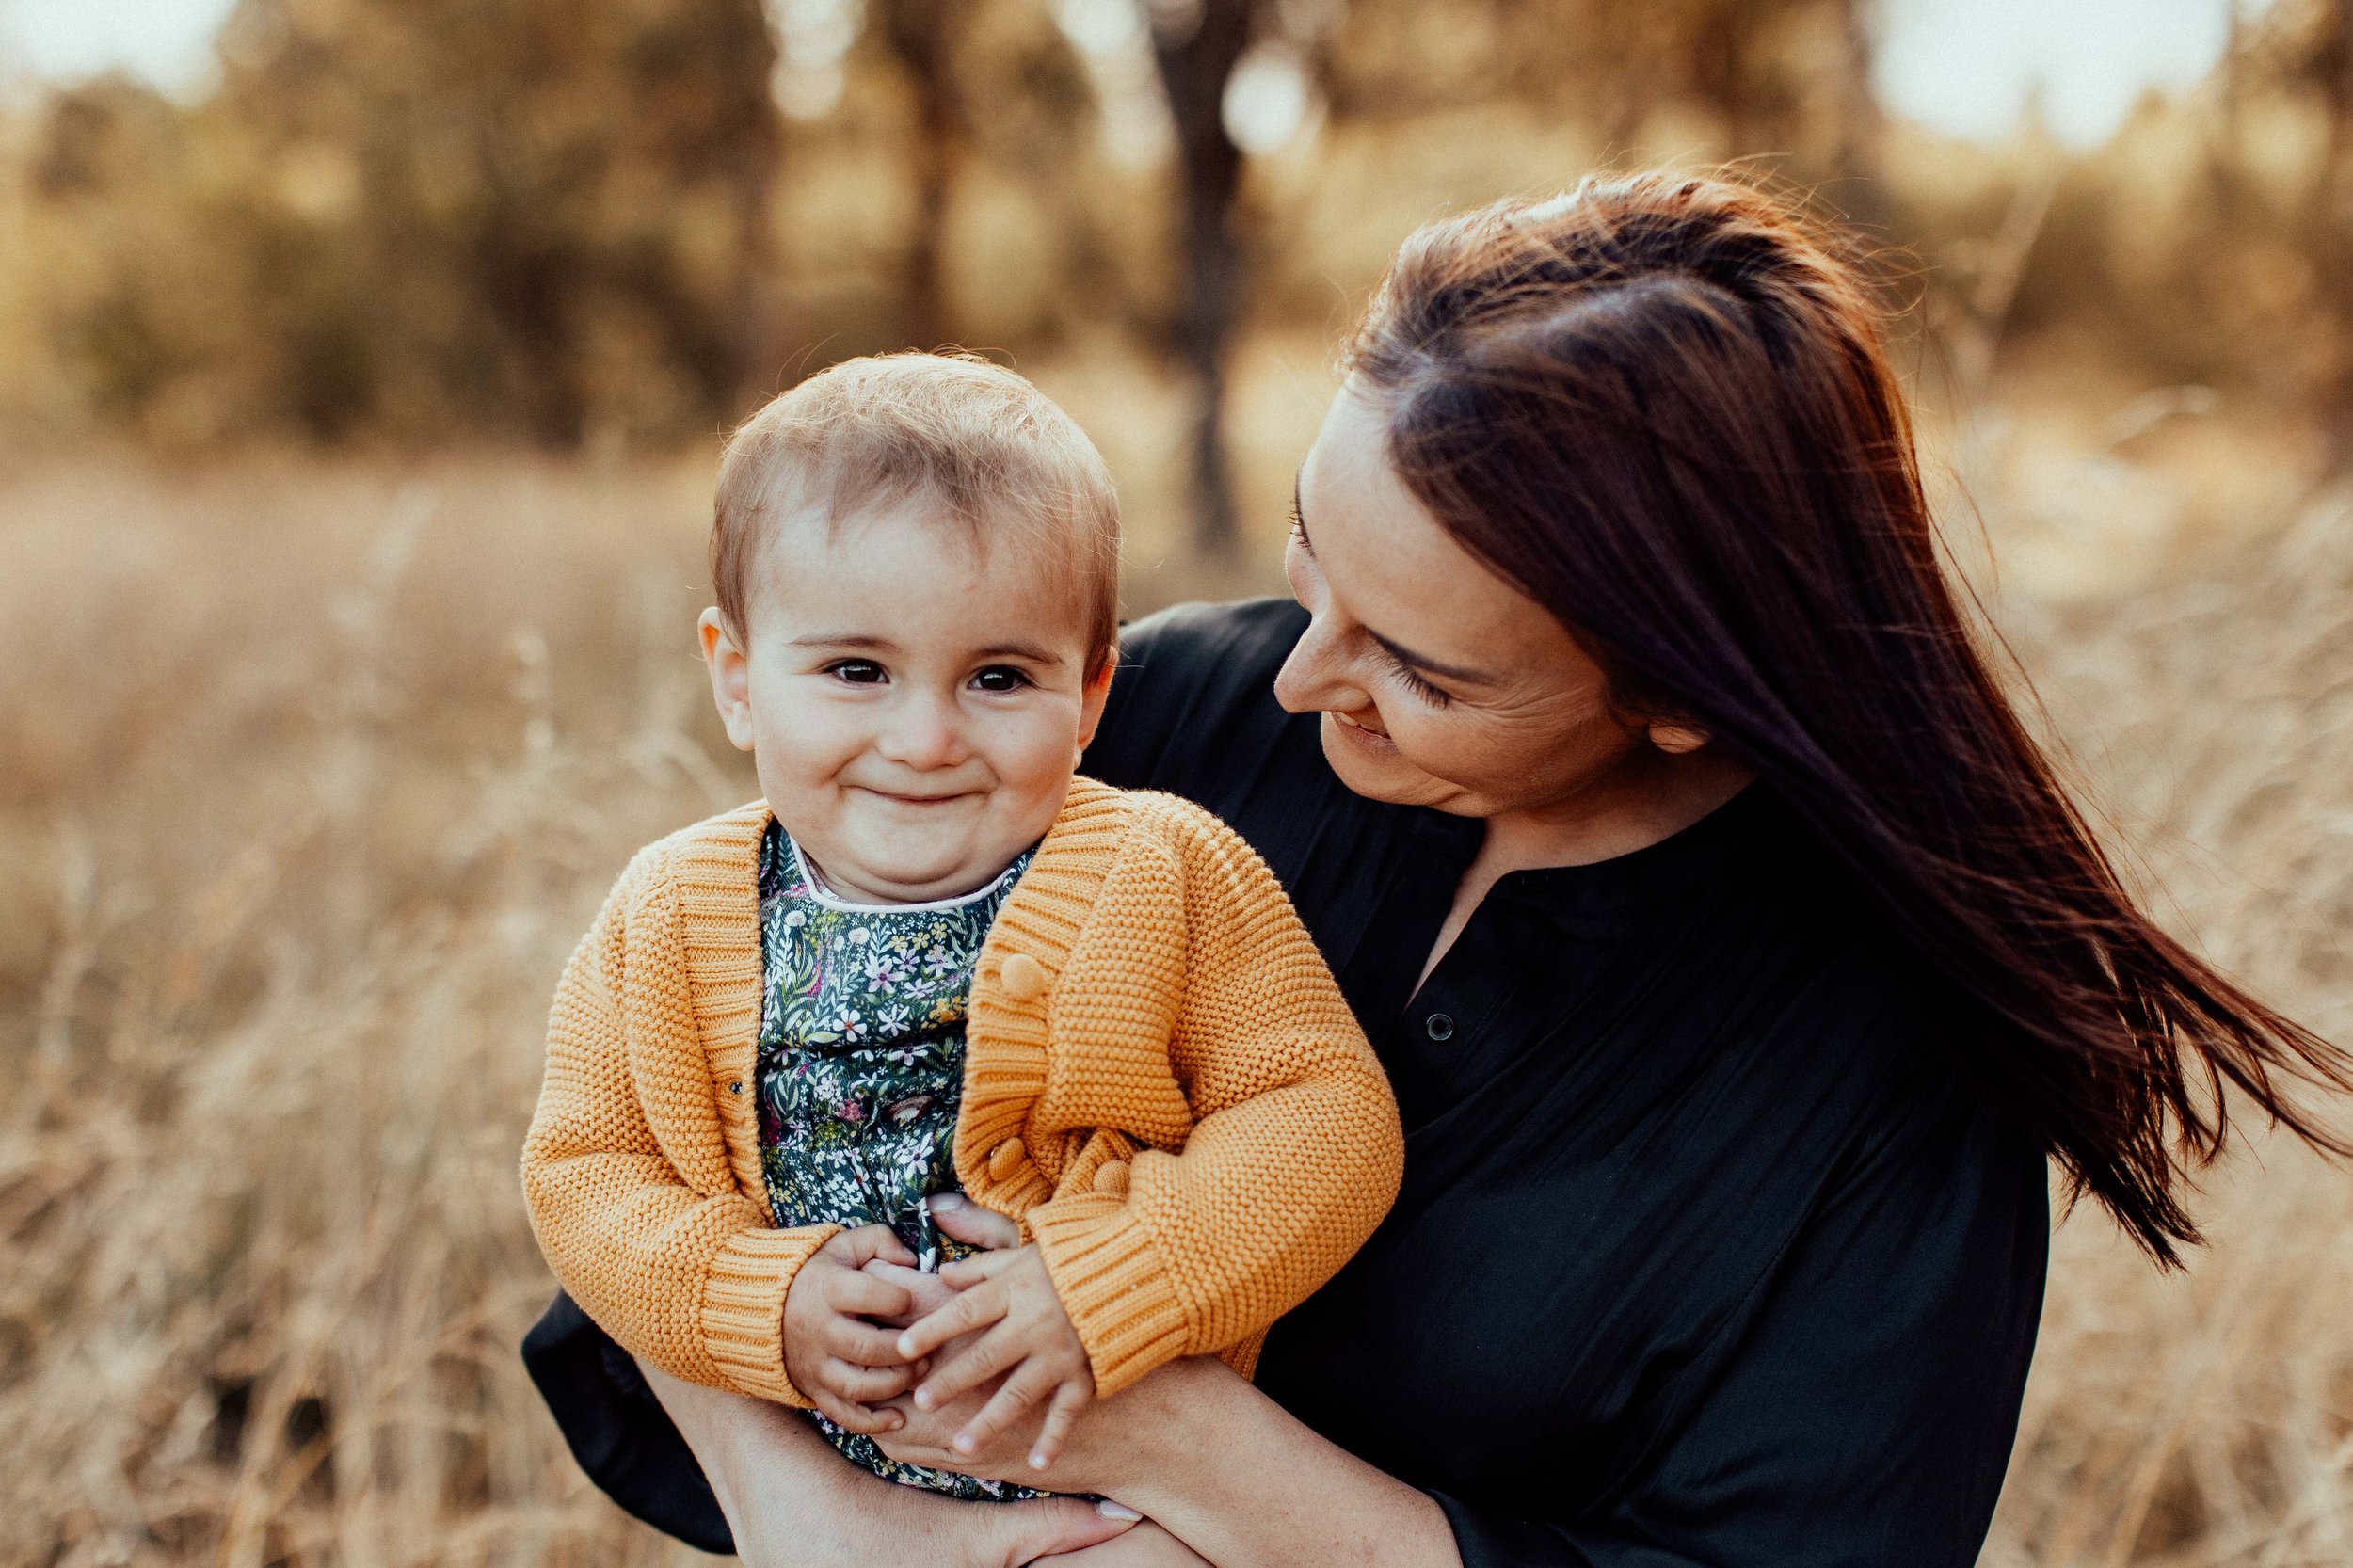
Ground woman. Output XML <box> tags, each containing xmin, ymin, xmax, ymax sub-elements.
<box><xmin>523</xmin><ymin>172</ymin><xmax>2346</xmax><ymax>1565</ymax></box>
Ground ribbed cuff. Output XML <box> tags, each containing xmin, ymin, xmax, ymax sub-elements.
<box><xmin>1027</xmin><ymin>1192</ymin><xmax>1191</xmax><ymax>1398</ymax></box>
<box><xmin>700</xmin><ymin>1225</ymin><xmax>839</xmax><ymax>1407</ymax></box>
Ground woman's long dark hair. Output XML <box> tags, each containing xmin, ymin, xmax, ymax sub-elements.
<box><xmin>1348</xmin><ymin>171</ymin><xmax>2348</xmax><ymax>1264</ymax></box>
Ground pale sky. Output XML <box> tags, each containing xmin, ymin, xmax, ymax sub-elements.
<box><xmin>1873</xmin><ymin>0</ymin><xmax>2251</xmax><ymax>148</ymax></box>
<box><xmin>0</xmin><ymin>0</ymin><xmax>2263</xmax><ymax>152</ymax></box>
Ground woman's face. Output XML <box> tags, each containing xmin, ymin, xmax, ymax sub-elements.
<box><xmin>1275</xmin><ymin>380</ymin><xmax>1657</xmax><ymax>820</ymax></box>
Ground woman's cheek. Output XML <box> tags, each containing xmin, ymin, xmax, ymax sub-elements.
<box><xmin>1392</xmin><ymin>707</ymin><xmax>1513</xmax><ymax>795</ymax></box>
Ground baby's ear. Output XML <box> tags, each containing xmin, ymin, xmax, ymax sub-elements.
<box><xmin>1073</xmin><ymin>646</ymin><xmax>1118</xmax><ymax>758</ymax></box>
<box><xmin>698</xmin><ymin>607</ymin><xmax>758</xmax><ymax>754</ymax></box>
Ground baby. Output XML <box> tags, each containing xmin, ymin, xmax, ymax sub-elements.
<box><xmin>521</xmin><ymin>353</ymin><xmax>1403</xmax><ymax>1499</ymax></box>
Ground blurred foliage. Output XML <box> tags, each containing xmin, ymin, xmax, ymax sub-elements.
<box><xmin>9</xmin><ymin>0</ymin><xmax>783</xmax><ymax>447</ymax></box>
<box><xmin>6</xmin><ymin>0</ymin><xmax>2353</xmax><ymax>475</ymax></box>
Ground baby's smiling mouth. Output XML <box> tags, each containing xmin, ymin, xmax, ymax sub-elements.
<box><xmin>856</xmin><ymin>784</ymin><xmax>979</xmax><ymax>806</ymax></box>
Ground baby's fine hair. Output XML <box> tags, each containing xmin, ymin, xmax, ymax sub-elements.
<box><xmin>712</xmin><ymin>352</ymin><xmax>1121</xmax><ymax>674</ymax></box>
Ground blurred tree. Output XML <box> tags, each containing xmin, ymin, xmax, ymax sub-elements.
<box><xmin>1152</xmin><ymin>0</ymin><xmax>1268</xmax><ymax>558</ymax></box>
<box><xmin>21</xmin><ymin>0</ymin><xmax>783</xmax><ymax>447</ymax></box>
<box><xmin>2313</xmin><ymin>0</ymin><xmax>2353</xmax><ymax>463</ymax></box>
<box><xmin>1829</xmin><ymin>0</ymin><xmax>1884</xmax><ymax>221</ymax></box>
<box><xmin>875</xmin><ymin>0</ymin><xmax>978</xmax><ymax>350</ymax></box>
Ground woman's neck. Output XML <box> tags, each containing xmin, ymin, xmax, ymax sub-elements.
<box><xmin>1415</xmin><ymin>747</ymin><xmax>1754</xmax><ymax>997</ymax></box>
<box><xmin>1478</xmin><ymin>744</ymin><xmax>1756</xmax><ymax>878</ymax></box>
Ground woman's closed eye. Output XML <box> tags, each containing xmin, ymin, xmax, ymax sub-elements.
<box><xmin>1382</xmin><ymin>648</ymin><xmax>1453</xmax><ymax>707</ymax></box>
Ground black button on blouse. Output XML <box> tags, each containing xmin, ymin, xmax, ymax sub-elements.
<box><xmin>522</xmin><ymin>597</ymin><xmax>2050</xmax><ymax>1568</ymax></box>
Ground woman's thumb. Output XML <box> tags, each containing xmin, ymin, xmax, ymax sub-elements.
<box><xmin>990</xmin><ymin>1496</ymin><xmax>1140</xmax><ymax>1566</ymax></box>
<box><xmin>930</xmin><ymin>1192</ymin><xmax>1023</xmax><ymax>1251</ymax></box>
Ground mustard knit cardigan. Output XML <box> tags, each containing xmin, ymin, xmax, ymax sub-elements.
<box><xmin>520</xmin><ymin>777</ymin><xmax>1404</xmax><ymax>1408</ymax></box>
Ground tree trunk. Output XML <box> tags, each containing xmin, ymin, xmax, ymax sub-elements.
<box><xmin>1151</xmin><ymin>0</ymin><xmax>1257</xmax><ymax>560</ymax></box>
<box><xmin>2320</xmin><ymin>0</ymin><xmax>2353</xmax><ymax>467</ymax></box>
<box><xmin>718</xmin><ymin>0</ymin><xmax>785</xmax><ymax>412</ymax></box>
<box><xmin>878</xmin><ymin>0</ymin><xmax>965</xmax><ymax>352</ymax></box>
<box><xmin>1830</xmin><ymin>0</ymin><xmax>1885</xmax><ymax>229</ymax></box>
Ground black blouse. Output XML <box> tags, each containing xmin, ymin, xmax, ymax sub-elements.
<box><xmin>523</xmin><ymin>598</ymin><xmax>2049</xmax><ymax>1566</ymax></box>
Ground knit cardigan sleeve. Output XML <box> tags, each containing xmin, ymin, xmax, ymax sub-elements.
<box><xmin>520</xmin><ymin>851</ymin><xmax>840</xmax><ymax>1409</ymax></box>
<box><xmin>1022</xmin><ymin>800</ymin><xmax>1406</xmax><ymax>1397</ymax></box>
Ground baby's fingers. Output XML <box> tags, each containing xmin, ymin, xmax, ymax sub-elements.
<box><xmin>911</xmin><ymin>1314</ymin><xmax>1021</xmax><ymax>1412</ymax></box>
<box><xmin>822</xmin><ymin>1308</ymin><xmax>910</xmax><ymax>1369</ymax></box>
<box><xmin>896</xmin><ymin>1278</ymin><xmax>1007</xmax><ymax>1364</ymax></box>
<box><xmin>830</xmin><ymin>1223</ymin><xmax>920</xmax><ymax>1272</ymax></box>
<box><xmin>824</xmin><ymin>1357</ymin><xmax>919</xmax><ymax>1407</ymax></box>
<box><xmin>810</xmin><ymin>1378</ymin><xmax>904</xmax><ymax>1437</ymax></box>
<box><xmin>1027</xmin><ymin>1379</ymin><xmax>1093</xmax><ymax>1471</ymax></box>
<box><xmin>952</xmin><ymin>1355</ymin><xmax>1067</xmax><ymax>1459</ymax></box>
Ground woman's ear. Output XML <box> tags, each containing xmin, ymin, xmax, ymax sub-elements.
<box><xmin>1646</xmin><ymin>719</ymin><xmax>1710</xmax><ymax>755</ymax></box>
<box><xmin>698</xmin><ymin>608</ymin><xmax>758</xmax><ymax>754</ymax></box>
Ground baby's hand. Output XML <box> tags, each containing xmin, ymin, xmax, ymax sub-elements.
<box><xmin>781</xmin><ymin>1225</ymin><xmax>922</xmax><ymax>1435</ymax></box>
<box><xmin>894</xmin><ymin>1243</ymin><xmax>1096</xmax><ymax>1471</ymax></box>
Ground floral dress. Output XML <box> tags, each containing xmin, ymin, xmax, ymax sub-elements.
<box><xmin>754</xmin><ymin>823</ymin><xmax>1051</xmax><ymax>1500</ymax></box>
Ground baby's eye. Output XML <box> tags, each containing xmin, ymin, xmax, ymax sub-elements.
<box><xmin>825</xmin><ymin>659</ymin><xmax>888</xmax><ymax>685</ymax></box>
<box><xmin>969</xmin><ymin>665</ymin><xmax>1032</xmax><ymax>694</ymax></box>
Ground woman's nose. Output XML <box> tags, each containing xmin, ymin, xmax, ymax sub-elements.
<box><xmin>1273</xmin><ymin>611</ymin><xmax>1358</xmax><ymax>716</ymax></box>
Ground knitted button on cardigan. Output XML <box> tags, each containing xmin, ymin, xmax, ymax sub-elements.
<box><xmin>520</xmin><ymin>777</ymin><xmax>1405</xmax><ymax>1408</ymax></box>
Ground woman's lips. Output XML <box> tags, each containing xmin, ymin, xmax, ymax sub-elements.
<box><xmin>1328</xmin><ymin>710</ymin><xmax>1393</xmax><ymax>745</ymax></box>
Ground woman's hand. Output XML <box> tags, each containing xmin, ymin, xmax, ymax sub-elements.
<box><xmin>635</xmin><ymin>1354</ymin><xmax>1142</xmax><ymax>1568</ymax></box>
<box><xmin>1035</xmin><ymin>1521</ymin><xmax>1216</xmax><ymax>1566</ymax></box>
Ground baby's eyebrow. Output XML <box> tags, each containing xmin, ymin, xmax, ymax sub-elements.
<box><xmin>789</xmin><ymin>632</ymin><xmax>1069</xmax><ymax>664</ymax></box>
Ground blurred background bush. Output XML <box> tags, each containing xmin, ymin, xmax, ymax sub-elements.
<box><xmin>4</xmin><ymin>3</ymin><xmax>2353</xmax><ymax>1565</ymax></box>
<box><xmin>9</xmin><ymin>0</ymin><xmax>2353</xmax><ymax>554</ymax></box>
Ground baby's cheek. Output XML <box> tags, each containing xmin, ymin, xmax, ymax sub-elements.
<box><xmin>757</xmin><ymin>705</ymin><xmax>862</xmax><ymax>794</ymax></box>
<box><xmin>995</xmin><ymin>707</ymin><xmax>1087</xmax><ymax>808</ymax></box>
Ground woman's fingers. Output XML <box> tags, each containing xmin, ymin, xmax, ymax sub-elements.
<box><xmin>1028</xmin><ymin>1379</ymin><xmax>1093</xmax><ymax>1470</ymax></box>
<box><xmin>952</xmin><ymin>1356</ymin><xmax>1066</xmax><ymax>1457</ymax></box>
<box><xmin>1028</xmin><ymin>1520</ymin><xmax>1209</xmax><ymax>1567</ymax></box>
<box><xmin>930</xmin><ymin>1192</ymin><xmax>1023</xmax><ymax>1251</ymax></box>
<box><xmin>897</xmin><ymin>1277</ymin><xmax>1009</xmax><ymax>1365</ymax></box>
<box><xmin>982</xmin><ymin>1496</ymin><xmax>1142</xmax><ymax>1568</ymax></box>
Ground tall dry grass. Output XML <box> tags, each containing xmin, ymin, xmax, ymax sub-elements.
<box><xmin>1</xmin><ymin>388</ymin><xmax>2348</xmax><ymax>1565</ymax></box>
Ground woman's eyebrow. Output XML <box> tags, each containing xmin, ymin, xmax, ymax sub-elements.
<box><xmin>1367</xmin><ymin>629</ymin><xmax>1495</xmax><ymax>685</ymax></box>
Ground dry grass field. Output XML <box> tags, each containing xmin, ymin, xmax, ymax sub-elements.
<box><xmin>2</xmin><ymin>367</ymin><xmax>2350</xmax><ymax>1566</ymax></box>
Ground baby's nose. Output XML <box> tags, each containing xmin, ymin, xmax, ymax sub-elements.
<box><xmin>874</xmin><ymin>692</ymin><xmax>968</xmax><ymax>768</ymax></box>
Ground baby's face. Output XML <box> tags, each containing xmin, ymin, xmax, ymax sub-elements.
<box><xmin>701</xmin><ymin>496</ymin><xmax>1112</xmax><ymax>904</ymax></box>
